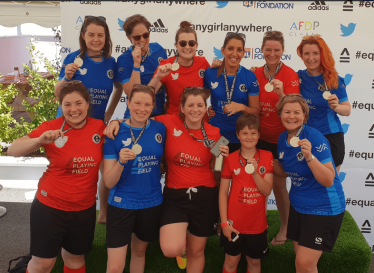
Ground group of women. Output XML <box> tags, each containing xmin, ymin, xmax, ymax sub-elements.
<box><xmin>7</xmin><ymin>12</ymin><xmax>350</xmax><ymax>273</ymax></box>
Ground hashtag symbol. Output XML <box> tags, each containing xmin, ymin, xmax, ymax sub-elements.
<box><xmin>359</xmin><ymin>1</ymin><xmax>364</xmax><ymax>7</ymax></box>
<box><xmin>115</xmin><ymin>45</ymin><xmax>120</xmax><ymax>53</ymax></box>
<box><xmin>349</xmin><ymin>150</ymin><xmax>354</xmax><ymax>157</ymax></box>
<box><xmin>356</xmin><ymin>51</ymin><xmax>361</xmax><ymax>59</ymax></box>
<box><xmin>346</xmin><ymin>198</ymin><xmax>351</xmax><ymax>205</ymax></box>
<box><xmin>352</xmin><ymin>101</ymin><xmax>357</xmax><ymax>109</ymax></box>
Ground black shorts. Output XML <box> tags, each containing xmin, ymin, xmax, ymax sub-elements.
<box><xmin>30</xmin><ymin>198</ymin><xmax>96</xmax><ymax>258</ymax></box>
<box><xmin>228</xmin><ymin>143</ymin><xmax>241</xmax><ymax>154</ymax></box>
<box><xmin>221</xmin><ymin>230</ymin><xmax>269</xmax><ymax>259</ymax></box>
<box><xmin>324</xmin><ymin>132</ymin><xmax>345</xmax><ymax>166</ymax></box>
<box><xmin>106</xmin><ymin>203</ymin><xmax>163</xmax><ymax>248</ymax></box>
<box><xmin>160</xmin><ymin>186</ymin><xmax>219</xmax><ymax>237</ymax></box>
<box><xmin>257</xmin><ymin>139</ymin><xmax>278</xmax><ymax>159</ymax></box>
<box><xmin>287</xmin><ymin>205</ymin><xmax>344</xmax><ymax>252</ymax></box>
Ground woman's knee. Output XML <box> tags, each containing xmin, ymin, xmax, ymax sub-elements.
<box><xmin>295</xmin><ymin>255</ymin><xmax>317</xmax><ymax>272</ymax></box>
<box><xmin>160</xmin><ymin>242</ymin><xmax>185</xmax><ymax>258</ymax></box>
<box><xmin>29</xmin><ymin>256</ymin><xmax>56</xmax><ymax>272</ymax></box>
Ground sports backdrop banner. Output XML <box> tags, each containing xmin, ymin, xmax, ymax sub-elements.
<box><xmin>60</xmin><ymin>1</ymin><xmax>374</xmax><ymax>251</ymax></box>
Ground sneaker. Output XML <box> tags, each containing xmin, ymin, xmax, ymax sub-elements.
<box><xmin>176</xmin><ymin>249</ymin><xmax>187</xmax><ymax>270</ymax></box>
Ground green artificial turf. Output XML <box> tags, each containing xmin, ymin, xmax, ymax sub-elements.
<box><xmin>51</xmin><ymin>210</ymin><xmax>372</xmax><ymax>273</ymax></box>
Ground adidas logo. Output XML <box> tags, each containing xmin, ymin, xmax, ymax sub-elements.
<box><xmin>308</xmin><ymin>1</ymin><xmax>329</xmax><ymax>10</ymax></box>
<box><xmin>150</xmin><ymin>19</ymin><xmax>168</xmax><ymax>33</ymax></box>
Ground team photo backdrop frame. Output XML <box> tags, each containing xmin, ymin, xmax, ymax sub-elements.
<box><xmin>60</xmin><ymin>1</ymin><xmax>374</xmax><ymax>251</ymax></box>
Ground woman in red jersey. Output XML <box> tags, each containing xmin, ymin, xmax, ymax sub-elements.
<box><xmin>253</xmin><ymin>31</ymin><xmax>300</xmax><ymax>246</ymax></box>
<box><xmin>8</xmin><ymin>81</ymin><xmax>106</xmax><ymax>273</ymax></box>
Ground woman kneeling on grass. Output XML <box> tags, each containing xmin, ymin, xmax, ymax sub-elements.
<box><xmin>103</xmin><ymin>84</ymin><xmax>166</xmax><ymax>273</ymax></box>
<box><xmin>8</xmin><ymin>81</ymin><xmax>106</xmax><ymax>273</ymax></box>
<box><xmin>275</xmin><ymin>94</ymin><xmax>345</xmax><ymax>273</ymax></box>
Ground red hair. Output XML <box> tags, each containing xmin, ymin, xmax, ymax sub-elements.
<box><xmin>297</xmin><ymin>37</ymin><xmax>338</xmax><ymax>90</ymax></box>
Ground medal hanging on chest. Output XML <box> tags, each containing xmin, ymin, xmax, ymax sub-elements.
<box><xmin>129</xmin><ymin>119</ymin><xmax>147</xmax><ymax>155</ymax></box>
<box><xmin>223</xmin><ymin>67</ymin><xmax>238</xmax><ymax>106</ymax></box>
<box><xmin>264</xmin><ymin>62</ymin><xmax>282</xmax><ymax>92</ymax></box>
<box><xmin>184</xmin><ymin>121</ymin><xmax>214</xmax><ymax>148</ymax></box>
<box><xmin>311</xmin><ymin>74</ymin><xmax>331</xmax><ymax>100</ymax></box>
<box><xmin>54</xmin><ymin>118</ymin><xmax>86</xmax><ymax>148</ymax></box>
<box><xmin>139</xmin><ymin>46</ymin><xmax>150</xmax><ymax>73</ymax></box>
<box><xmin>289</xmin><ymin>125</ymin><xmax>304</xmax><ymax>148</ymax></box>
<box><xmin>239</xmin><ymin>148</ymin><xmax>260</xmax><ymax>174</ymax></box>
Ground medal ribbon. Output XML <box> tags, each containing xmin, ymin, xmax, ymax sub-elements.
<box><xmin>183</xmin><ymin>121</ymin><xmax>214</xmax><ymax>148</ymax></box>
<box><xmin>60</xmin><ymin>118</ymin><xmax>86</xmax><ymax>135</ymax></box>
<box><xmin>223</xmin><ymin>67</ymin><xmax>238</xmax><ymax>104</ymax></box>
<box><xmin>288</xmin><ymin>124</ymin><xmax>304</xmax><ymax>140</ymax></box>
<box><xmin>238</xmin><ymin>148</ymin><xmax>260</xmax><ymax>167</ymax></box>
<box><xmin>311</xmin><ymin>76</ymin><xmax>329</xmax><ymax>92</ymax></box>
<box><xmin>131</xmin><ymin>45</ymin><xmax>150</xmax><ymax>64</ymax></box>
<box><xmin>76</xmin><ymin>51</ymin><xmax>102</xmax><ymax>60</ymax></box>
<box><xmin>264</xmin><ymin>62</ymin><xmax>282</xmax><ymax>83</ymax></box>
<box><xmin>129</xmin><ymin>119</ymin><xmax>147</xmax><ymax>146</ymax></box>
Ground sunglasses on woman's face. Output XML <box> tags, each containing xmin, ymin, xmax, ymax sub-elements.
<box><xmin>84</xmin><ymin>16</ymin><xmax>106</xmax><ymax>23</ymax></box>
<box><xmin>178</xmin><ymin>40</ymin><xmax>197</xmax><ymax>47</ymax></box>
<box><xmin>131</xmin><ymin>32</ymin><xmax>150</xmax><ymax>41</ymax></box>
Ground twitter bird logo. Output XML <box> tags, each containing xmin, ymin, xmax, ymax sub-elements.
<box><xmin>340</xmin><ymin>23</ymin><xmax>356</xmax><ymax>37</ymax></box>
<box><xmin>211</xmin><ymin>82</ymin><xmax>219</xmax><ymax>89</ymax></box>
<box><xmin>344</xmin><ymin>74</ymin><xmax>353</xmax><ymax>86</ymax></box>
<box><xmin>122</xmin><ymin>138</ymin><xmax>131</xmax><ymax>147</ymax></box>
<box><xmin>171</xmin><ymin>73</ymin><xmax>179</xmax><ymax>80</ymax></box>
<box><xmin>342</xmin><ymin>123</ymin><xmax>350</xmax><ymax>134</ymax></box>
<box><xmin>216</xmin><ymin>1</ymin><xmax>229</xmax><ymax>8</ymax></box>
<box><xmin>339</xmin><ymin>172</ymin><xmax>346</xmax><ymax>183</ymax></box>
<box><xmin>213</xmin><ymin>47</ymin><xmax>223</xmax><ymax>59</ymax></box>
<box><xmin>173</xmin><ymin>128</ymin><xmax>182</xmax><ymax>137</ymax></box>
<box><xmin>234</xmin><ymin>168</ymin><xmax>241</xmax><ymax>175</ymax></box>
<box><xmin>118</xmin><ymin>18</ymin><xmax>128</xmax><ymax>31</ymax></box>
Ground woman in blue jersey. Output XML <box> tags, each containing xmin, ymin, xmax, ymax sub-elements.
<box><xmin>117</xmin><ymin>14</ymin><xmax>167</xmax><ymax>118</ymax></box>
<box><xmin>296</xmin><ymin>35</ymin><xmax>351</xmax><ymax>173</ymax></box>
<box><xmin>204</xmin><ymin>32</ymin><xmax>260</xmax><ymax>153</ymax></box>
<box><xmin>54</xmin><ymin>15</ymin><xmax>123</xmax><ymax>224</ymax></box>
<box><xmin>103</xmin><ymin>84</ymin><xmax>165</xmax><ymax>273</ymax></box>
<box><xmin>275</xmin><ymin>94</ymin><xmax>345</xmax><ymax>273</ymax></box>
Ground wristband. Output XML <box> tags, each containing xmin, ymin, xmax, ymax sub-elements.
<box><xmin>133</xmin><ymin>66</ymin><xmax>141</xmax><ymax>72</ymax></box>
<box><xmin>63</xmin><ymin>76</ymin><xmax>72</xmax><ymax>82</ymax></box>
<box><xmin>118</xmin><ymin>160</ymin><xmax>128</xmax><ymax>166</ymax></box>
<box><xmin>109</xmin><ymin>119</ymin><xmax>121</xmax><ymax>126</ymax></box>
<box><xmin>221</xmin><ymin>221</ymin><xmax>229</xmax><ymax>228</ymax></box>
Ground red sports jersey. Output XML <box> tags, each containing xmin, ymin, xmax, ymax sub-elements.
<box><xmin>156</xmin><ymin>56</ymin><xmax>210</xmax><ymax>115</ymax></box>
<box><xmin>255</xmin><ymin>64</ymin><xmax>300</xmax><ymax>143</ymax></box>
<box><xmin>221</xmin><ymin>149</ymin><xmax>274</xmax><ymax>234</ymax></box>
<box><xmin>155</xmin><ymin>114</ymin><xmax>220</xmax><ymax>189</ymax></box>
<box><xmin>28</xmin><ymin>117</ymin><xmax>106</xmax><ymax>211</ymax></box>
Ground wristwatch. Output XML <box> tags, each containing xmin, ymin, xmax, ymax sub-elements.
<box><xmin>306</xmin><ymin>155</ymin><xmax>315</xmax><ymax>163</ymax></box>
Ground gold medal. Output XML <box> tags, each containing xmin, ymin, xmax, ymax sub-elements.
<box><xmin>290</xmin><ymin>136</ymin><xmax>300</xmax><ymax>148</ymax></box>
<box><xmin>323</xmin><ymin>91</ymin><xmax>332</xmax><ymax>100</ymax></box>
<box><xmin>132</xmin><ymin>144</ymin><xmax>142</xmax><ymax>155</ymax></box>
<box><xmin>171</xmin><ymin>63</ymin><xmax>180</xmax><ymax>71</ymax></box>
<box><xmin>74</xmin><ymin>57</ymin><xmax>83</xmax><ymax>67</ymax></box>
<box><xmin>264</xmin><ymin>82</ymin><xmax>274</xmax><ymax>92</ymax></box>
<box><xmin>245</xmin><ymin>164</ymin><xmax>255</xmax><ymax>174</ymax></box>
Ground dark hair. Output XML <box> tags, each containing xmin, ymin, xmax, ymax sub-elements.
<box><xmin>79</xmin><ymin>17</ymin><xmax>113</xmax><ymax>58</ymax></box>
<box><xmin>129</xmin><ymin>84</ymin><xmax>156</xmax><ymax>104</ymax></box>
<box><xmin>123</xmin><ymin>14</ymin><xmax>151</xmax><ymax>36</ymax></box>
<box><xmin>175</xmin><ymin>21</ymin><xmax>197</xmax><ymax>43</ymax></box>
<box><xmin>261</xmin><ymin>31</ymin><xmax>285</xmax><ymax>50</ymax></box>
<box><xmin>178</xmin><ymin>87</ymin><xmax>208</xmax><ymax>119</ymax></box>
<box><xmin>217</xmin><ymin>33</ymin><xmax>245</xmax><ymax>77</ymax></box>
<box><xmin>236</xmin><ymin>114</ymin><xmax>260</xmax><ymax>135</ymax></box>
<box><xmin>59</xmin><ymin>81</ymin><xmax>90</xmax><ymax>105</ymax></box>
<box><xmin>275</xmin><ymin>94</ymin><xmax>309</xmax><ymax>124</ymax></box>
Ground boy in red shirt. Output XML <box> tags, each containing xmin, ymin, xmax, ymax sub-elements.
<box><xmin>219</xmin><ymin>114</ymin><xmax>274</xmax><ymax>273</ymax></box>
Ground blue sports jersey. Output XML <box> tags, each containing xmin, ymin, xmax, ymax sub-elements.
<box><xmin>298</xmin><ymin>70</ymin><xmax>348</xmax><ymax>135</ymax></box>
<box><xmin>57</xmin><ymin>50</ymin><xmax>118</xmax><ymax>120</ymax></box>
<box><xmin>204</xmin><ymin>66</ymin><xmax>259</xmax><ymax>143</ymax></box>
<box><xmin>103</xmin><ymin>119</ymin><xmax>165</xmax><ymax>210</ymax></box>
<box><xmin>278</xmin><ymin>124</ymin><xmax>345</xmax><ymax>216</ymax></box>
<box><xmin>117</xmin><ymin>43</ymin><xmax>167</xmax><ymax>117</ymax></box>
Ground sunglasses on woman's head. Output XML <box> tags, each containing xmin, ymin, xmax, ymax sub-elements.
<box><xmin>178</xmin><ymin>40</ymin><xmax>197</xmax><ymax>47</ymax></box>
<box><xmin>131</xmin><ymin>32</ymin><xmax>150</xmax><ymax>41</ymax></box>
<box><xmin>84</xmin><ymin>16</ymin><xmax>106</xmax><ymax>23</ymax></box>
<box><xmin>302</xmin><ymin>34</ymin><xmax>322</xmax><ymax>41</ymax></box>
<box><xmin>264</xmin><ymin>31</ymin><xmax>283</xmax><ymax>38</ymax></box>
<box><xmin>226</xmin><ymin>32</ymin><xmax>246</xmax><ymax>42</ymax></box>
<box><xmin>184</xmin><ymin>86</ymin><xmax>205</xmax><ymax>92</ymax></box>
